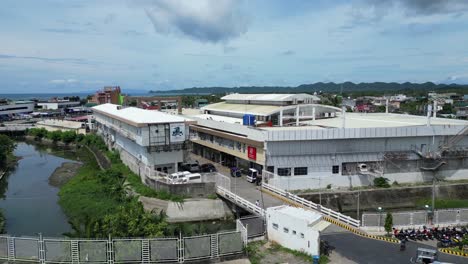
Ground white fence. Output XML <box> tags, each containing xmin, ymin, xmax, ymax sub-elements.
<box><xmin>262</xmin><ymin>182</ymin><xmax>361</xmax><ymax>227</ymax></box>
<box><xmin>362</xmin><ymin>208</ymin><xmax>468</xmax><ymax>228</ymax></box>
<box><xmin>216</xmin><ymin>186</ymin><xmax>265</xmax><ymax>216</ymax></box>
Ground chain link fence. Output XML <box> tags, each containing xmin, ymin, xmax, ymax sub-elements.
<box><xmin>0</xmin><ymin>230</ymin><xmax>244</xmax><ymax>264</ymax></box>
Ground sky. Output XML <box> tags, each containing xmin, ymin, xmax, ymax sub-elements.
<box><xmin>1</xmin><ymin>0</ymin><xmax>468</xmax><ymax>93</ymax></box>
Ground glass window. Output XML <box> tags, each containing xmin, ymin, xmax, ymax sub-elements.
<box><xmin>292</xmin><ymin>230</ymin><xmax>297</xmax><ymax>235</ymax></box>
<box><xmin>283</xmin><ymin>227</ymin><xmax>289</xmax><ymax>233</ymax></box>
<box><xmin>277</xmin><ymin>168</ymin><xmax>291</xmax><ymax>176</ymax></box>
<box><xmin>294</xmin><ymin>167</ymin><xmax>308</xmax><ymax>176</ymax></box>
<box><xmin>332</xmin><ymin>165</ymin><xmax>339</xmax><ymax>174</ymax></box>
<box><xmin>300</xmin><ymin>233</ymin><xmax>305</xmax><ymax>238</ymax></box>
<box><xmin>273</xmin><ymin>223</ymin><xmax>278</xmax><ymax>230</ymax></box>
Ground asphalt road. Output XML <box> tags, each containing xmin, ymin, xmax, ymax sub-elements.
<box><xmin>322</xmin><ymin>225</ymin><xmax>466</xmax><ymax>264</ymax></box>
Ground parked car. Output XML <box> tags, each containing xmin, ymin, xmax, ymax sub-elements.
<box><xmin>246</xmin><ymin>168</ymin><xmax>258</xmax><ymax>183</ymax></box>
<box><xmin>200</xmin><ymin>163</ymin><xmax>217</xmax><ymax>172</ymax></box>
<box><xmin>180</xmin><ymin>162</ymin><xmax>200</xmax><ymax>173</ymax></box>
<box><xmin>230</xmin><ymin>167</ymin><xmax>242</xmax><ymax>177</ymax></box>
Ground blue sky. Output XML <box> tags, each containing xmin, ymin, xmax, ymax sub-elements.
<box><xmin>1</xmin><ymin>0</ymin><xmax>468</xmax><ymax>93</ymax></box>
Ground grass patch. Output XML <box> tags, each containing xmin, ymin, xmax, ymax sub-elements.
<box><xmin>207</xmin><ymin>193</ymin><xmax>218</xmax><ymax>199</ymax></box>
<box><xmin>416</xmin><ymin>199</ymin><xmax>468</xmax><ymax>209</ymax></box>
<box><xmin>58</xmin><ymin>148</ymin><xmax>120</xmax><ymax>222</ymax></box>
<box><xmin>246</xmin><ymin>241</ymin><xmax>267</xmax><ymax>264</ymax></box>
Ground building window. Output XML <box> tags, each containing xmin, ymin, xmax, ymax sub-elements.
<box><xmin>294</xmin><ymin>167</ymin><xmax>308</xmax><ymax>176</ymax></box>
<box><xmin>292</xmin><ymin>230</ymin><xmax>297</xmax><ymax>235</ymax></box>
<box><xmin>272</xmin><ymin>223</ymin><xmax>278</xmax><ymax>230</ymax></box>
<box><xmin>267</xmin><ymin>166</ymin><xmax>274</xmax><ymax>173</ymax></box>
<box><xmin>332</xmin><ymin>165</ymin><xmax>339</xmax><ymax>174</ymax></box>
<box><xmin>300</xmin><ymin>233</ymin><xmax>304</xmax><ymax>238</ymax></box>
<box><xmin>277</xmin><ymin>168</ymin><xmax>291</xmax><ymax>176</ymax></box>
<box><xmin>283</xmin><ymin>228</ymin><xmax>289</xmax><ymax>233</ymax></box>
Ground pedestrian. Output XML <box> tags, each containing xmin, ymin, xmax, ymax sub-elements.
<box><xmin>255</xmin><ymin>200</ymin><xmax>260</xmax><ymax>207</ymax></box>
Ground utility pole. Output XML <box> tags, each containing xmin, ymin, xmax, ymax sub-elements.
<box><xmin>432</xmin><ymin>172</ymin><xmax>436</xmax><ymax>214</ymax></box>
<box><xmin>356</xmin><ymin>191</ymin><xmax>360</xmax><ymax>220</ymax></box>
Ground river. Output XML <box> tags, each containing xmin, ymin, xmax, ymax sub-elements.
<box><xmin>0</xmin><ymin>142</ymin><xmax>73</xmax><ymax>236</ymax></box>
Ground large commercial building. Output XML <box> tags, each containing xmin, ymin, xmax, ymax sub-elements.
<box><xmin>0</xmin><ymin>100</ymin><xmax>35</xmax><ymax>118</ymax></box>
<box><xmin>89</xmin><ymin>86</ymin><xmax>122</xmax><ymax>105</ymax></box>
<box><xmin>93</xmin><ymin>104</ymin><xmax>192</xmax><ymax>179</ymax></box>
<box><xmin>187</xmin><ymin>94</ymin><xmax>468</xmax><ymax>190</ymax></box>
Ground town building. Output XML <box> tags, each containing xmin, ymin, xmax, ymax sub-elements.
<box><xmin>37</xmin><ymin>99</ymin><xmax>80</xmax><ymax>110</ymax></box>
<box><xmin>0</xmin><ymin>100</ymin><xmax>35</xmax><ymax>119</ymax></box>
<box><xmin>89</xmin><ymin>86</ymin><xmax>122</xmax><ymax>105</ymax></box>
<box><xmin>92</xmin><ymin>104</ymin><xmax>192</xmax><ymax>179</ymax></box>
<box><xmin>185</xmin><ymin>94</ymin><xmax>468</xmax><ymax>190</ymax></box>
<box><xmin>266</xmin><ymin>205</ymin><xmax>323</xmax><ymax>258</ymax></box>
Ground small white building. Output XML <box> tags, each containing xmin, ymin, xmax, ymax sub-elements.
<box><xmin>266</xmin><ymin>205</ymin><xmax>323</xmax><ymax>258</ymax></box>
<box><xmin>38</xmin><ymin>100</ymin><xmax>80</xmax><ymax>110</ymax></box>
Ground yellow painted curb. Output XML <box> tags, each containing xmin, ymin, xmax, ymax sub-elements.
<box><xmin>439</xmin><ymin>248</ymin><xmax>468</xmax><ymax>257</ymax></box>
<box><xmin>261</xmin><ymin>188</ymin><xmax>400</xmax><ymax>244</ymax></box>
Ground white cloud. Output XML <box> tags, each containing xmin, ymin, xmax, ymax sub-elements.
<box><xmin>49</xmin><ymin>79</ymin><xmax>78</xmax><ymax>84</ymax></box>
<box><xmin>143</xmin><ymin>0</ymin><xmax>249</xmax><ymax>43</ymax></box>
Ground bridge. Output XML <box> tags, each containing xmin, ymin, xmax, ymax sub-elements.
<box><xmin>213</xmin><ymin>170</ymin><xmax>361</xmax><ymax>228</ymax></box>
<box><xmin>0</xmin><ymin>124</ymin><xmax>33</xmax><ymax>134</ymax></box>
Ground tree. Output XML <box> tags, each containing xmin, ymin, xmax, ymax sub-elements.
<box><xmin>384</xmin><ymin>212</ymin><xmax>393</xmax><ymax>235</ymax></box>
<box><xmin>0</xmin><ymin>134</ymin><xmax>15</xmax><ymax>166</ymax></box>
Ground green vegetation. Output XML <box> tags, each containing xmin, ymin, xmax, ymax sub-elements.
<box><xmin>373</xmin><ymin>177</ymin><xmax>390</xmax><ymax>188</ymax></box>
<box><xmin>59</xmin><ymin>147</ymin><xmax>168</xmax><ymax>238</ymax></box>
<box><xmin>384</xmin><ymin>212</ymin><xmax>393</xmax><ymax>235</ymax></box>
<box><xmin>0</xmin><ymin>134</ymin><xmax>16</xmax><ymax>167</ymax></box>
<box><xmin>149</xmin><ymin>81</ymin><xmax>468</xmax><ymax>96</ymax></box>
<box><xmin>416</xmin><ymin>199</ymin><xmax>468</xmax><ymax>209</ymax></box>
<box><xmin>0</xmin><ymin>209</ymin><xmax>5</xmax><ymax>234</ymax></box>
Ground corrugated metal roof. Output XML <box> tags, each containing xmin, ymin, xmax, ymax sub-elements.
<box><xmin>221</xmin><ymin>93</ymin><xmax>320</xmax><ymax>102</ymax></box>
<box><xmin>202</xmin><ymin>102</ymin><xmax>281</xmax><ymax>116</ymax></box>
<box><xmin>92</xmin><ymin>103</ymin><xmax>188</xmax><ymax>125</ymax></box>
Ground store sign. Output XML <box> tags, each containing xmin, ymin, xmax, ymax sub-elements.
<box><xmin>247</xmin><ymin>146</ymin><xmax>257</xmax><ymax>160</ymax></box>
<box><xmin>170</xmin><ymin>123</ymin><xmax>185</xmax><ymax>142</ymax></box>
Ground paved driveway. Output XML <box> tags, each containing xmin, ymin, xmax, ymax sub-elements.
<box><xmin>322</xmin><ymin>225</ymin><xmax>466</xmax><ymax>264</ymax></box>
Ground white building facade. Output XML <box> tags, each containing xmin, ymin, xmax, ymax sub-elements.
<box><xmin>266</xmin><ymin>206</ymin><xmax>322</xmax><ymax>257</ymax></box>
<box><xmin>93</xmin><ymin>104</ymin><xmax>191</xmax><ymax>180</ymax></box>
<box><xmin>0</xmin><ymin>101</ymin><xmax>35</xmax><ymax>116</ymax></box>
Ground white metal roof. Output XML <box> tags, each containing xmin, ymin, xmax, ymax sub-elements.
<box><xmin>221</xmin><ymin>93</ymin><xmax>320</xmax><ymax>102</ymax></box>
<box><xmin>303</xmin><ymin>113</ymin><xmax>468</xmax><ymax>128</ymax></box>
<box><xmin>92</xmin><ymin>103</ymin><xmax>188</xmax><ymax>125</ymax></box>
<box><xmin>267</xmin><ymin>205</ymin><xmax>322</xmax><ymax>224</ymax></box>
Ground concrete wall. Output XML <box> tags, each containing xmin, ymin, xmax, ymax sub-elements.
<box><xmin>266</xmin><ymin>208</ymin><xmax>320</xmax><ymax>257</ymax></box>
<box><xmin>298</xmin><ymin>183</ymin><xmax>468</xmax><ymax>214</ymax></box>
<box><xmin>145</xmin><ymin>177</ymin><xmax>216</xmax><ymax>198</ymax></box>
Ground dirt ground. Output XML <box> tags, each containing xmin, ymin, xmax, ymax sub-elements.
<box><xmin>247</xmin><ymin>241</ymin><xmax>319</xmax><ymax>264</ymax></box>
<box><xmin>49</xmin><ymin>162</ymin><xmax>82</xmax><ymax>187</ymax></box>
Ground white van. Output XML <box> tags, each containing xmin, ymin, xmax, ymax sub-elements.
<box><xmin>167</xmin><ymin>171</ymin><xmax>191</xmax><ymax>184</ymax></box>
<box><xmin>181</xmin><ymin>173</ymin><xmax>202</xmax><ymax>183</ymax></box>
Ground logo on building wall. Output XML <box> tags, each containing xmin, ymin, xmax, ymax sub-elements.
<box><xmin>170</xmin><ymin>123</ymin><xmax>185</xmax><ymax>142</ymax></box>
<box><xmin>247</xmin><ymin>146</ymin><xmax>256</xmax><ymax>160</ymax></box>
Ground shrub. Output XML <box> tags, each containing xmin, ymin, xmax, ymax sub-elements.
<box><xmin>61</xmin><ymin>131</ymin><xmax>77</xmax><ymax>144</ymax></box>
<box><xmin>374</xmin><ymin>177</ymin><xmax>390</xmax><ymax>188</ymax></box>
<box><xmin>47</xmin><ymin>130</ymin><xmax>63</xmax><ymax>142</ymax></box>
<box><xmin>326</xmin><ymin>184</ymin><xmax>332</xmax><ymax>189</ymax></box>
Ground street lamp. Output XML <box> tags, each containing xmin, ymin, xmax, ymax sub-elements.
<box><xmin>377</xmin><ymin>207</ymin><xmax>383</xmax><ymax>231</ymax></box>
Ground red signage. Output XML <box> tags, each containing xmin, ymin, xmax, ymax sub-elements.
<box><xmin>247</xmin><ymin>146</ymin><xmax>257</xmax><ymax>160</ymax></box>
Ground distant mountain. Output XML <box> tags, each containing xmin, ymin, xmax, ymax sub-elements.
<box><xmin>150</xmin><ymin>82</ymin><xmax>468</xmax><ymax>95</ymax></box>
<box><xmin>79</xmin><ymin>88</ymin><xmax>149</xmax><ymax>95</ymax></box>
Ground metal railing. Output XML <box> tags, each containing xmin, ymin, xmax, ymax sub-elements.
<box><xmin>216</xmin><ymin>186</ymin><xmax>265</xmax><ymax>216</ymax></box>
<box><xmin>0</xmin><ymin>231</ymin><xmax>244</xmax><ymax>264</ymax></box>
<box><xmin>262</xmin><ymin>182</ymin><xmax>361</xmax><ymax>227</ymax></box>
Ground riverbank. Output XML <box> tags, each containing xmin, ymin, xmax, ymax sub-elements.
<box><xmin>49</xmin><ymin>162</ymin><xmax>82</xmax><ymax>187</ymax></box>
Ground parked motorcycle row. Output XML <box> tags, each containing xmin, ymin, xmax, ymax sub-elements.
<box><xmin>393</xmin><ymin>226</ymin><xmax>468</xmax><ymax>248</ymax></box>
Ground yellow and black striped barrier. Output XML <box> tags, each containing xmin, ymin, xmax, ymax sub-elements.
<box><xmin>439</xmin><ymin>248</ymin><xmax>468</xmax><ymax>257</ymax></box>
<box><xmin>261</xmin><ymin>187</ymin><xmax>400</xmax><ymax>244</ymax></box>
